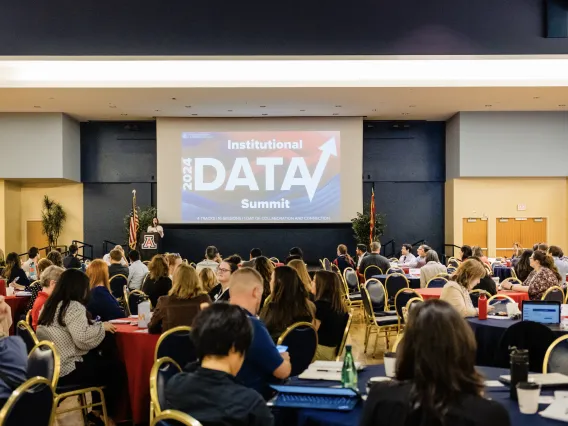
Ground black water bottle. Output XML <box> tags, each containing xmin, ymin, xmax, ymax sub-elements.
<box><xmin>510</xmin><ymin>348</ymin><xmax>529</xmax><ymax>400</ymax></box>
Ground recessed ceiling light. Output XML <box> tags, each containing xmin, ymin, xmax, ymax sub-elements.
<box><xmin>485</xmin><ymin>104</ymin><xmax>492</xmax><ymax>107</ymax></box>
<box><xmin>300</xmin><ymin>110</ymin><xmax>306</xmax><ymax>112</ymax></box>
<box><xmin>121</xmin><ymin>113</ymin><xmax>128</xmax><ymax>116</ymax></box>
<box><xmin>191</xmin><ymin>114</ymin><xmax>198</xmax><ymax>116</ymax></box>
<box><xmin>409</xmin><ymin>105</ymin><xmax>416</xmax><ymax>108</ymax></box>
<box><xmin>227</xmin><ymin>110</ymin><xmax>233</xmax><ymax>112</ymax></box>
<box><xmin>559</xmin><ymin>104</ymin><xmax>566</xmax><ymax>107</ymax></box>
<box><xmin>154</xmin><ymin>109</ymin><xmax>160</xmax><ymax>112</ymax></box>
<box><xmin>260</xmin><ymin>106</ymin><xmax>266</xmax><ymax>108</ymax></box>
<box><xmin>401</xmin><ymin>112</ymin><xmax>410</xmax><ymax>115</ymax></box>
<box><xmin>335</xmin><ymin>105</ymin><xmax>342</xmax><ymax>108</ymax></box>
<box><xmin>171</xmin><ymin>97</ymin><xmax>177</xmax><ymax>100</ymax></box>
<box><xmin>333</xmin><ymin>113</ymin><xmax>339</xmax><ymax>116</ymax></box>
<box><xmin>48</xmin><ymin>97</ymin><xmax>55</xmax><ymax>100</ymax></box>
<box><xmin>533</xmin><ymin>97</ymin><xmax>540</xmax><ymax>99</ymax></box>
<box><xmin>109</xmin><ymin>105</ymin><xmax>117</xmax><ymax>108</ymax></box>
<box><xmin>262</xmin><ymin>114</ymin><xmax>268</xmax><ymax>116</ymax></box>
<box><xmin>372</xmin><ymin>109</ymin><xmax>377</xmax><ymax>112</ymax></box>
<box><xmin>33</xmin><ymin>105</ymin><xmax>41</xmax><ymax>108</ymax></box>
<box><xmin>185</xmin><ymin>105</ymin><xmax>191</xmax><ymax>108</ymax></box>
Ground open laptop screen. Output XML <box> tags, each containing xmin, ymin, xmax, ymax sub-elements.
<box><xmin>522</xmin><ymin>301</ymin><xmax>560</xmax><ymax>324</ymax></box>
<box><xmin>270</xmin><ymin>385</ymin><xmax>359</xmax><ymax>397</ymax></box>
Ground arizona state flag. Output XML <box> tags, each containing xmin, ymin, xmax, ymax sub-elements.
<box><xmin>369</xmin><ymin>186</ymin><xmax>375</xmax><ymax>244</ymax></box>
<box><xmin>129</xmin><ymin>189</ymin><xmax>139</xmax><ymax>250</ymax></box>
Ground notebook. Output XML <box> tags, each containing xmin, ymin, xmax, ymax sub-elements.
<box><xmin>522</xmin><ymin>300</ymin><xmax>561</xmax><ymax>324</ymax></box>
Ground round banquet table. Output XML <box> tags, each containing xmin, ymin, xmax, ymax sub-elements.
<box><xmin>114</xmin><ymin>321</ymin><xmax>160</xmax><ymax>425</ymax></box>
<box><xmin>374</xmin><ymin>275</ymin><xmax>420</xmax><ymax>289</ymax></box>
<box><xmin>467</xmin><ymin>318</ymin><xmax>568</xmax><ymax>367</ymax></box>
<box><xmin>493</xmin><ymin>265</ymin><xmax>513</xmax><ymax>281</ymax></box>
<box><xmin>283</xmin><ymin>364</ymin><xmax>564</xmax><ymax>426</ymax></box>
<box><xmin>414</xmin><ymin>288</ymin><xmax>529</xmax><ymax>307</ymax></box>
<box><xmin>5</xmin><ymin>295</ymin><xmax>30</xmax><ymax>335</ymax></box>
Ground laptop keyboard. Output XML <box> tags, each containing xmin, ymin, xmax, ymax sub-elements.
<box><xmin>276</xmin><ymin>393</ymin><xmax>355</xmax><ymax>410</ymax></box>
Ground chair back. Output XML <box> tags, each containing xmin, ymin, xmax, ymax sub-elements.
<box><xmin>510</xmin><ymin>268</ymin><xmax>519</xmax><ymax>280</ymax></box>
<box><xmin>386</xmin><ymin>267</ymin><xmax>403</xmax><ymax>275</ymax></box>
<box><xmin>388</xmin><ymin>258</ymin><xmax>399</xmax><ymax>263</ymax></box>
<box><xmin>277</xmin><ymin>322</ymin><xmax>317</xmax><ymax>376</ymax></box>
<box><xmin>0</xmin><ymin>377</ymin><xmax>54</xmax><ymax>426</ymax></box>
<box><xmin>364</xmin><ymin>265</ymin><xmax>383</xmax><ymax>281</ymax></box>
<box><xmin>151</xmin><ymin>409</ymin><xmax>202</xmax><ymax>426</ymax></box>
<box><xmin>360</xmin><ymin>285</ymin><xmax>377</xmax><ymax>324</ymax></box>
<box><xmin>544</xmin><ymin>335</ymin><xmax>568</xmax><ymax>374</ymax></box>
<box><xmin>335</xmin><ymin>312</ymin><xmax>352</xmax><ymax>361</ymax></box>
<box><xmin>128</xmin><ymin>290</ymin><xmax>150</xmax><ymax>315</ymax></box>
<box><xmin>365</xmin><ymin>279</ymin><xmax>386</xmax><ymax>312</ymax></box>
<box><xmin>16</xmin><ymin>321</ymin><xmax>39</xmax><ymax>354</ymax></box>
<box><xmin>447</xmin><ymin>257</ymin><xmax>460</xmax><ymax>268</ymax></box>
<box><xmin>155</xmin><ymin>326</ymin><xmax>197</xmax><ymax>366</ymax></box>
<box><xmin>542</xmin><ymin>286</ymin><xmax>564</xmax><ymax>302</ymax></box>
<box><xmin>394</xmin><ymin>289</ymin><xmax>423</xmax><ymax>327</ymax></box>
<box><xmin>109</xmin><ymin>274</ymin><xmax>128</xmax><ymax>299</ymax></box>
<box><xmin>330</xmin><ymin>263</ymin><xmax>340</xmax><ymax>273</ymax></box>
<box><xmin>435</xmin><ymin>273</ymin><xmax>450</xmax><ymax>279</ymax></box>
<box><xmin>189</xmin><ymin>262</ymin><xmax>197</xmax><ymax>269</ymax></box>
<box><xmin>469</xmin><ymin>289</ymin><xmax>491</xmax><ymax>308</ymax></box>
<box><xmin>323</xmin><ymin>258</ymin><xmax>332</xmax><ymax>271</ymax></box>
<box><xmin>446</xmin><ymin>266</ymin><xmax>457</xmax><ymax>274</ymax></box>
<box><xmin>27</xmin><ymin>341</ymin><xmax>58</xmax><ymax>389</ymax></box>
<box><xmin>269</xmin><ymin>257</ymin><xmax>280</xmax><ymax>264</ymax></box>
<box><xmin>426</xmin><ymin>277</ymin><xmax>448</xmax><ymax>288</ymax></box>
<box><xmin>384</xmin><ymin>273</ymin><xmax>409</xmax><ymax>308</ymax></box>
<box><xmin>343</xmin><ymin>268</ymin><xmax>359</xmax><ymax>291</ymax></box>
<box><xmin>496</xmin><ymin>321</ymin><xmax>556</xmax><ymax>372</ymax></box>
<box><xmin>150</xmin><ymin>357</ymin><xmax>182</xmax><ymax>417</ymax></box>
<box><xmin>123</xmin><ymin>285</ymin><xmax>131</xmax><ymax>316</ymax></box>
<box><xmin>501</xmin><ymin>277</ymin><xmax>522</xmax><ymax>287</ymax></box>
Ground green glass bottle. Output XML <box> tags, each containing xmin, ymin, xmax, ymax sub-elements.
<box><xmin>341</xmin><ymin>345</ymin><xmax>358</xmax><ymax>389</ymax></box>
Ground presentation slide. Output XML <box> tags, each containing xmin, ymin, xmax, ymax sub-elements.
<box><xmin>157</xmin><ymin>118</ymin><xmax>363</xmax><ymax>224</ymax></box>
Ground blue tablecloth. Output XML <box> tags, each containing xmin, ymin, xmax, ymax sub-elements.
<box><xmin>493</xmin><ymin>266</ymin><xmax>513</xmax><ymax>281</ymax></box>
<box><xmin>283</xmin><ymin>365</ymin><xmax>564</xmax><ymax>426</ymax></box>
<box><xmin>373</xmin><ymin>274</ymin><xmax>421</xmax><ymax>289</ymax></box>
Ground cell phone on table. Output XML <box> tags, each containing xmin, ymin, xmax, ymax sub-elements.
<box><xmin>276</xmin><ymin>345</ymin><xmax>288</xmax><ymax>353</ymax></box>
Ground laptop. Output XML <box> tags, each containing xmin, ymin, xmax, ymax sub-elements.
<box><xmin>268</xmin><ymin>385</ymin><xmax>360</xmax><ymax>411</ymax></box>
<box><xmin>521</xmin><ymin>300</ymin><xmax>561</xmax><ymax>324</ymax></box>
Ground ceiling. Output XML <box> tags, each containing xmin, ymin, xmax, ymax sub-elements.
<box><xmin>0</xmin><ymin>86</ymin><xmax>567</xmax><ymax>121</ymax></box>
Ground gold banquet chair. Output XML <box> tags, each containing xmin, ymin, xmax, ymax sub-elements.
<box><xmin>151</xmin><ymin>410</ymin><xmax>202</xmax><ymax>426</ymax></box>
<box><xmin>149</xmin><ymin>357</ymin><xmax>182</xmax><ymax>421</ymax></box>
<box><xmin>335</xmin><ymin>311</ymin><xmax>353</xmax><ymax>361</ymax></box>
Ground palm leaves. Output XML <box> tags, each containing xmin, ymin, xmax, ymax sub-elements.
<box><xmin>41</xmin><ymin>196</ymin><xmax>67</xmax><ymax>247</ymax></box>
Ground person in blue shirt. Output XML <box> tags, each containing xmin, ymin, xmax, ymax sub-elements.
<box><xmin>230</xmin><ymin>267</ymin><xmax>291</xmax><ymax>399</ymax></box>
<box><xmin>86</xmin><ymin>259</ymin><xmax>125</xmax><ymax>321</ymax></box>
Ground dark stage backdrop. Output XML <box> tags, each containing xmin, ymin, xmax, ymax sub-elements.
<box><xmin>81</xmin><ymin>120</ymin><xmax>445</xmax><ymax>262</ymax></box>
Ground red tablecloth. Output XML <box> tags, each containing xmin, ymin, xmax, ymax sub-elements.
<box><xmin>114</xmin><ymin>321</ymin><xmax>160</xmax><ymax>425</ymax></box>
<box><xmin>414</xmin><ymin>288</ymin><xmax>529</xmax><ymax>308</ymax></box>
<box><xmin>5</xmin><ymin>295</ymin><xmax>30</xmax><ymax>335</ymax></box>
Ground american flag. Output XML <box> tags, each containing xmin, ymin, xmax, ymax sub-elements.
<box><xmin>129</xmin><ymin>190</ymin><xmax>139</xmax><ymax>250</ymax></box>
<box><xmin>369</xmin><ymin>186</ymin><xmax>375</xmax><ymax>244</ymax></box>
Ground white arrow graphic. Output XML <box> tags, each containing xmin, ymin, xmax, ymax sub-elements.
<box><xmin>305</xmin><ymin>137</ymin><xmax>337</xmax><ymax>201</ymax></box>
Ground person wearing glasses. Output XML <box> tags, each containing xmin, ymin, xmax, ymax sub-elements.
<box><xmin>208</xmin><ymin>260</ymin><xmax>238</xmax><ymax>302</ymax></box>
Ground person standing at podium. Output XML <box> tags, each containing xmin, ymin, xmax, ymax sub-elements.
<box><xmin>147</xmin><ymin>217</ymin><xmax>164</xmax><ymax>239</ymax></box>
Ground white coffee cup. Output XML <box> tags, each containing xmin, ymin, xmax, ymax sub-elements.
<box><xmin>5</xmin><ymin>287</ymin><xmax>14</xmax><ymax>297</ymax></box>
<box><xmin>506</xmin><ymin>302</ymin><xmax>518</xmax><ymax>317</ymax></box>
<box><xmin>383</xmin><ymin>352</ymin><xmax>396</xmax><ymax>378</ymax></box>
<box><xmin>492</xmin><ymin>277</ymin><xmax>500</xmax><ymax>285</ymax></box>
<box><xmin>517</xmin><ymin>381</ymin><xmax>541</xmax><ymax>414</ymax></box>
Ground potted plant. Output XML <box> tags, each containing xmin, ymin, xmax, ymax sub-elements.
<box><xmin>351</xmin><ymin>210</ymin><xmax>386</xmax><ymax>249</ymax></box>
<box><xmin>41</xmin><ymin>196</ymin><xmax>67</xmax><ymax>247</ymax></box>
<box><xmin>123</xmin><ymin>206</ymin><xmax>157</xmax><ymax>246</ymax></box>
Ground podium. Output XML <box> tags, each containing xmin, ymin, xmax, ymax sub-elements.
<box><xmin>140</xmin><ymin>232</ymin><xmax>161</xmax><ymax>261</ymax></box>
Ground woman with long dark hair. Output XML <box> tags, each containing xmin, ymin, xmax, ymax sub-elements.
<box><xmin>260</xmin><ymin>266</ymin><xmax>315</xmax><ymax>341</ymax></box>
<box><xmin>514</xmin><ymin>249</ymin><xmax>534</xmax><ymax>282</ymax></box>
<box><xmin>253</xmin><ymin>256</ymin><xmax>274</xmax><ymax>305</ymax></box>
<box><xmin>2</xmin><ymin>252</ymin><xmax>30</xmax><ymax>289</ymax></box>
<box><xmin>361</xmin><ymin>299</ymin><xmax>510</xmax><ymax>426</ymax></box>
<box><xmin>312</xmin><ymin>270</ymin><xmax>348</xmax><ymax>361</ymax></box>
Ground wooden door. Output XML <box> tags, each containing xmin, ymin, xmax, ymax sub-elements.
<box><xmin>463</xmin><ymin>218</ymin><xmax>488</xmax><ymax>254</ymax></box>
<box><xmin>520</xmin><ymin>218</ymin><xmax>547</xmax><ymax>249</ymax></box>
<box><xmin>496</xmin><ymin>218</ymin><xmax>521</xmax><ymax>258</ymax></box>
<box><xmin>27</xmin><ymin>221</ymin><xmax>48</xmax><ymax>252</ymax></box>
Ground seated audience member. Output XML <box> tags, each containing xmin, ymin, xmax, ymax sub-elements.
<box><xmin>440</xmin><ymin>259</ymin><xmax>486</xmax><ymax>317</ymax></box>
<box><xmin>419</xmin><ymin>250</ymin><xmax>447</xmax><ymax>288</ymax></box>
<box><xmin>260</xmin><ymin>266</ymin><xmax>315</xmax><ymax>341</ymax></box>
<box><xmin>285</xmin><ymin>247</ymin><xmax>304</xmax><ymax>265</ymax></box>
<box><xmin>360</xmin><ymin>299</ymin><xmax>510</xmax><ymax>426</ymax></box>
<box><xmin>46</xmin><ymin>250</ymin><xmax>64</xmax><ymax>268</ymax></box>
<box><xmin>148</xmin><ymin>263</ymin><xmax>211</xmax><ymax>334</ymax></box>
<box><xmin>166</xmin><ymin>303</ymin><xmax>274</xmax><ymax>426</ymax></box>
<box><xmin>63</xmin><ymin>244</ymin><xmax>82</xmax><ymax>269</ymax></box>
<box><xmin>225</xmin><ymin>254</ymin><xmax>243</xmax><ymax>265</ymax></box>
<box><xmin>472</xmin><ymin>246</ymin><xmax>490</xmax><ymax>265</ymax></box>
<box><xmin>358</xmin><ymin>241</ymin><xmax>390</xmax><ymax>276</ymax></box>
<box><xmin>196</xmin><ymin>246</ymin><xmax>221</xmax><ymax>273</ymax></box>
<box><xmin>287</xmin><ymin>259</ymin><xmax>314</xmax><ymax>299</ymax></box>
<box><xmin>142</xmin><ymin>255</ymin><xmax>173</xmax><ymax>307</ymax></box>
<box><xmin>0</xmin><ymin>297</ymin><xmax>27</xmax><ymax>408</ymax></box>
<box><xmin>199</xmin><ymin>267</ymin><xmax>217</xmax><ymax>293</ymax></box>
<box><xmin>242</xmin><ymin>248</ymin><xmax>262</xmax><ymax>268</ymax></box>
<box><xmin>230</xmin><ymin>268</ymin><xmax>291</xmax><ymax>398</ymax></box>
<box><xmin>103</xmin><ymin>245</ymin><xmax>128</xmax><ymax>266</ymax></box>
<box><xmin>31</xmin><ymin>265</ymin><xmax>64</xmax><ymax>330</ymax></box>
<box><xmin>37</xmin><ymin>269</ymin><xmax>123</xmax><ymax>419</ymax></box>
<box><xmin>469</xmin><ymin>257</ymin><xmax>497</xmax><ymax>295</ymax></box>
<box><xmin>253</xmin><ymin>256</ymin><xmax>274</xmax><ymax>306</ymax></box>
<box><xmin>356</xmin><ymin>244</ymin><xmax>369</xmax><ymax>269</ymax></box>
<box><xmin>460</xmin><ymin>245</ymin><xmax>473</xmax><ymax>261</ymax></box>
<box><xmin>26</xmin><ymin>258</ymin><xmax>54</xmax><ymax>311</ymax></box>
<box><xmin>166</xmin><ymin>253</ymin><xmax>182</xmax><ymax>278</ymax></box>
<box><xmin>502</xmin><ymin>250</ymin><xmax>562</xmax><ymax>300</ymax></box>
<box><xmin>514</xmin><ymin>249</ymin><xmax>534</xmax><ymax>282</ymax></box>
<box><xmin>511</xmin><ymin>242</ymin><xmax>523</xmax><ymax>260</ymax></box>
<box><xmin>537</xmin><ymin>243</ymin><xmax>549</xmax><ymax>253</ymax></box>
<box><xmin>2</xmin><ymin>252</ymin><xmax>30</xmax><ymax>289</ymax></box>
<box><xmin>311</xmin><ymin>270</ymin><xmax>348</xmax><ymax>361</ymax></box>
<box><xmin>549</xmin><ymin>246</ymin><xmax>568</xmax><ymax>286</ymax></box>
<box><xmin>127</xmin><ymin>250</ymin><xmax>148</xmax><ymax>290</ymax></box>
<box><xmin>409</xmin><ymin>245</ymin><xmax>431</xmax><ymax>268</ymax></box>
<box><xmin>108</xmin><ymin>248</ymin><xmax>130</xmax><ymax>279</ymax></box>
<box><xmin>22</xmin><ymin>246</ymin><xmax>40</xmax><ymax>281</ymax></box>
<box><xmin>208</xmin><ymin>260</ymin><xmax>238</xmax><ymax>302</ymax></box>
<box><xmin>333</xmin><ymin>244</ymin><xmax>355</xmax><ymax>274</ymax></box>
<box><xmin>399</xmin><ymin>243</ymin><xmax>416</xmax><ymax>266</ymax></box>
<box><xmin>86</xmin><ymin>259</ymin><xmax>125</xmax><ymax>321</ymax></box>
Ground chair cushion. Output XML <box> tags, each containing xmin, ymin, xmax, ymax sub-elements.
<box><xmin>348</xmin><ymin>293</ymin><xmax>362</xmax><ymax>301</ymax></box>
<box><xmin>375</xmin><ymin>310</ymin><xmax>396</xmax><ymax>317</ymax></box>
<box><xmin>375</xmin><ymin>316</ymin><xmax>398</xmax><ymax>326</ymax></box>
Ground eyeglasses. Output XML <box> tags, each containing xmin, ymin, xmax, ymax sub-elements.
<box><xmin>218</xmin><ymin>268</ymin><xmax>231</xmax><ymax>273</ymax></box>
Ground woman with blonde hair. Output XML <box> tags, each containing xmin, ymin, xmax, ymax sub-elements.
<box><xmin>143</xmin><ymin>254</ymin><xmax>172</xmax><ymax>307</ymax></box>
<box><xmin>440</xmin><ymin>259</ymin><xmax>487</xmax><ymax>317</ymax></box>
<box><xmin>198</xmin><ymin>267</ymin><xmax>217</xmax><ymax>292</ymax></box>
<box><xmin>287</xmin><ymin>259</ymin><xmax>313</xmax><ymax>299</ymax></box>
<box><xmin>148</xmin><ymin>263</ymin><xmax>212</xmax><ymax>334</ymax></box>
<box><xmin>86</xmin><ymin>259</ymin><xmax>125</xmax><ymax>321</ymax></box>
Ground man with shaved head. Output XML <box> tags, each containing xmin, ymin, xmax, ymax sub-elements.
<box><xmin>230</xmin><ymin>267</ymin><xmax>291</xmax><ymax>398</ymax></box>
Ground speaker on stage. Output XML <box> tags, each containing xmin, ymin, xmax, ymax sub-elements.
<box><xmin>140</xmin><ymin>232</ymin><xmax>162</xmax><ymax>261</ymax></box>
